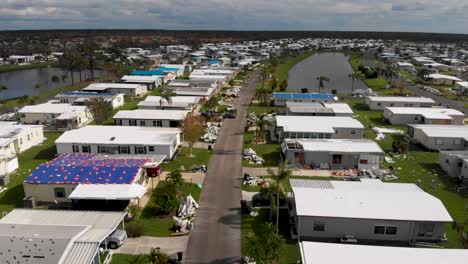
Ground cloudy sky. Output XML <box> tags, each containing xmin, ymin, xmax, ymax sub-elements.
<box><xmin>1</xmin><ymin>0</ymin><xmax>467</xmax><ymax>33</ymax></box>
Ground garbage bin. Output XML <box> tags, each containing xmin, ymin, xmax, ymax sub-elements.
<box><xmin>208</xmin><ymin>145</ymin><xmax>212</xmax><ymax>151</ymax></box>
<box><xmin>177</xmin><ymin>252</ymin><xmax>183</xmax><ymax>262</ymax></box>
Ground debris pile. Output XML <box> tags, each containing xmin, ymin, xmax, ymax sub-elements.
<box><xmin>201</xmin><ymin>122</ymin><xmax>221</xmax><ymax>143</ymax></box>
<box><xmin>243</xmin><ymin>174</ymin><xmax>271</xmax><ymax>187</ymax></box>
<box><xmin>225</xmin><ymin>87</ymin><xmax>241</xmax><ymax>97</ymax></box>
<box><xmin>372</xmin><ymin>126</ymin><xmax>404</xmax><ymax>141</ymax></box>
<box><xmin>173</xmin><ymin>194</ymin><xmax>199</xmax><ymax>233</ymax></box>
<box><xmin>243</xmin><ymin>148</ymin><xmax>264</xmax><ymax>165</ymax></box>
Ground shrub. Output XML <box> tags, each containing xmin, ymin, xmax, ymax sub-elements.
<box><xmin>126</xmin><ymin>221</ymin><xmax>144</xmax><ymax>237</ymax></box>
<box><xmin>154</xmin><ymin>183</ymin><xmax>180</xmax><ymax>214</ymax></box>
<box><xmin>127</xmin><ymin>204</ymin><xmax>141</xmax><ymax>219</ymax></box>
<box><xmin>331</xmin><ymin>89</ymin><xmax>337</xmax><ymax>94</ymax></box>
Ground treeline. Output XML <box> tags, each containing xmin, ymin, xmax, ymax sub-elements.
<box><xmin>1</xmin><ymin>29</ymin><xmax>468</xmax><ymax>44</ymax></box>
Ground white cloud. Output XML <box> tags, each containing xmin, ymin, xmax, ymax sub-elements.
<box><xmin>0</xmin><ymin>0</ymin><xmax>465</xmax><ymax>33</ymax></box>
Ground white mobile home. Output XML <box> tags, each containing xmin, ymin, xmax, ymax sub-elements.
<box><xmin>55</xmin><ymin>125</ymin><xmax>181</xmax><ymax>159</ymax></box>
<box><xmin>366</xmin><ymin>96</ymin><xmax>436</xmax><ymax>110</ymax></box>
<box><xmin>55</xmin><ymin>91</ymin><xmax>125</xmax><ymax>109</ymax></box>
<box><xmin>407</xmin><ymin>124</ymin><xmax>468</xmax><ymax>151</ymax></box>
<box><xmin>274</xmin><ymin>116</ymin><xmax>364</xmax><ymax>141</ymax></box>
<box><xmin>121</xmin><ymin>75</ymin><xmax>162</xmax><ymax>89</ymax></box>
<box><xmin>384</xmin><ymin>107</ymin><xmax>465</xmax><ymax>125</ymax></box>
<box><xmin>286</xmin><ymin>102</ymin><xmax>353</xmax><ymax>116</ymax></box>
<box><xmin>82</xmin><ymin>83</ymin><xmax>148</xmax><ymax>97</ymax></box>
<box><xmin>455</xmin><ymin>81</ymin><xmax>468</xmax><ymax>96</ymax></box>
<box><xmin>282</xmin><ymin>139</ymin><xmax>383</xmax><ymax>169</ymax></box>
<box><xmin>113</xmin><ymin>109</ymin><xmax>189</xmax><ymax>127</ymax></box>
<box><xmin>427</xmin><ymin>74</ymin><xmax>461</xmax><ymax>86</ymax></box>
<box><xmin>290</xmin><ymin>179</ymin><xmax>452</xmax><ymax>243</ymax></box>
<box><xmin>272</xmin><ymin>93</ymin><xmax>336</xmax><ymax>106</ymax></box>
<box><xmin>137</xmin><ymin>96</ymin><xmax>201</xmax><ymax>111</ymax></box>
<box><xmin>396</xmin><ymin>62</ymin><xmax>416</xmax><ymax>73</ymax></box>
<box><xmin>300</xmin><ymin>242</ymin><xmax>468</xmax><ymax>264</ymax></box>
<box><xmin>18</xmin><ymin>102</ymin><xmax>93</xmax><ymax>131</ymax></box>
<box><xmin>439</xmin><ymin>151</ymin><xmax>468</xmax><ymax>184</ymax></box>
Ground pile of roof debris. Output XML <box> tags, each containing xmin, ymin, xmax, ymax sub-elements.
<box><xmin>247</xmin><ymin>112</ymin><xmax>276</xmax><ymax>126</ymax></box>
<box><xmin>173</xmin><ymin>194</ymin><xmax>199</xmax><ymax>233</ymax></box>
<box><xmin>225</xmin><ymin>87</ymin><xmax>241</xmax><ymax>97</ymax></box>
<box><xmin>243</xmin><ymin>148</ymin><xmax>264</xmax><ymax>165</ymax></box>
<box><xmin>361</xmin><ymin>167</ymin><xmax>398</xmax><ymax>181</ymax></box>
<box><xmin>201</xmin><ymin>122</ymin><xmax>222</xmax><ymax>143</ymax></box>
<box><xmin>372</xmin><ymin>126</ymin><xmax>404</xmax><ymax>141</ymax></box>
<box><xmin>353</xmin><ymin>88</ymin><xmax>376</xmax><ymax>97</ymax></box>
<box><xmin>243</xmin><ymin>174</ymin><xmax>271</xmax><ymax>187</ymax></box>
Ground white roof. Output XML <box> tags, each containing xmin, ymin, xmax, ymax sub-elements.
<box><xmin>291</xmin><ymin>179</ymin><xmax>452</xmax><ymax>222</ymax></box>
<box><xmin>18</xmin><ymin>102</ymin><xmax>87</xmax><ymax>114</ymax></box>
<box><xmin>276</xmin><ymin>116</ymin><xmax>363</xmax><ymax>133</ymax></box>
<box><xmin>83</xmin><ymin>83</ymin><xmax>144</xmax><ymax>91</ymax></box>
<box><xmin>68</xmin><ymin>184</ymin><xmax>147</xmax><ymax>200</ymax></box>
<box><xmin>285</xmin><ymin>139</ymin><xmax>383</xmax><ymax>154</ymax></box>
<box><xmin>55</xmin><ymin>125</ymin><xmax>181</xmax><ymax>145</ymax></box>
<box><xmin>322</xmin><ymin>103</ymin><xmax>353</xmax><ymax>114</ymax></box>
<box><xmin>428</xmin><ymin>73</ymin><xmax>461</xmax><ymax>81</ymax></box>
<box><xmin>174</xmin><ymin>87</ymin><xmax>215</xmax><ymax>97</ymax></box>
<box><xmin>189</xmin><ymin>74</ymin><xmax>227</xmax><ymax>80</ymax></box>
<box><xmin>113</xmin><ymin>109</ymin><xmax>188</xmax><ymax>120</ymax></box>
<box><xmin>367</xmin><ymin>96</ymin><xmax>435</xmax><ymax>103</ymax></box>
<box><xmin>300</xmin><ymin>242</ymin><xmax>468</xmax><ymax>264</ymax></box>
<box><xmin>456</xmin><ymin>81</ymin><xmax>468</xmax><ymax>88</ymax></box>
<box><xmin>386</xmin><ymin>107</ymin><xmax>464</xmax><ymax>119</ymax></box>
<box><xmin>143</xmin><ymin>95</ymin><xmax>201</xmax><ymax>104</ymax></box>
<box><xmin>397</xmin><ymin>62</ymin><xmax>414</xmax><ymax>66</ymax></box>
<box><xmin>121</xmin><ymin>75</ymin><xmax>161</xmax><ymax>83</ymax></box>
<box><xmin>409</xmin><ymin>124</ymin><xmax>468</xmax><ymax>139</ymax></box>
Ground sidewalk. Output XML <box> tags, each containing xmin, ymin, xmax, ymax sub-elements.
<box><xmin>242</xmin><ymin>167</ymin><xmax>332</xmax><ymax>177</ymax></box>
<box><xmin>113</xmin><ymin>236</ymin><xmax>189</xmax><ymax>255</ymax></box>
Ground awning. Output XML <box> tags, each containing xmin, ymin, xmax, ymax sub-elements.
<box><xmin>68</xmin><ymin>184</ymin><xmax>147</xmax><ymax>200</ymax></box>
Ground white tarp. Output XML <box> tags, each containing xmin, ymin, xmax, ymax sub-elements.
<box><xmin>68</xmin><ymin>184</ymin><xmax>147</xmax><ymax>200</ymax></box>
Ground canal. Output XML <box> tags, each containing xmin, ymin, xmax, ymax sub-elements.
<box><xmin>0</xmin><ymin>67</ymin><xmax>108</xmax><ymax>99</ymax></box>
<box><xmin>287</xmin><ymin>53</ymin><xmax>368</xmax><ymax>94</ymax></box>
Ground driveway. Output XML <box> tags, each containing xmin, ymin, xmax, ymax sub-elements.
<box><xmin>184</xmin><ymin>72</ymin><xmax>258</xmax><ymax>263</ymax></box>
<box><xmin>114</xmin><ymin>236</ymin><xmax>188</xmax><ymax>256</ymax></box>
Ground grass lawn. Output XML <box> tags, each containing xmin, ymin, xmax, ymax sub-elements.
<box><xmin>162</xmin><ymin>147</ymin><xmax>211</xmax><ymax>172</ymax></box>
<box><xmin>110</xmin><ymin>253</ymin><xmax>146</xmax><ymax>264</ymax></box>
<box><xmin>137</xmin><ymin>181</ymin><xmax>202</xmax><ymax>237</ymax></box>
<box><xmin>0</xmin><ymin>131</ymin><xmax>62</xmax><ymax>212</ymax></box>
<box><xmin>248</xmin><ymin>104</ymin><xmax>284</xmax><ymax>115</ymax></box>
<box><xmin>364</xmin><ymin>77</ymin><xmax>387</xmax><ymax>91</ymax></box>
<box><xmin>243</xmin><ymin>131</ymin><xmax>281</xmax><ymax>167</ymax></box>
<box><xmin>399</xmin><ymin>70</ymin><xmax>413</xmax><ymax>79</ymax></box>
<box><xmin>242</xmin><ymin>209</ymin><xmax>300</xmax><ymax>264</ymax></box>
<box><xmin>346</xmin><ymin>98</ymin><xmax>467</xmax><ymax>248</ymax></box>
<box><xmin>0</xmin><ymin>62</ymin><xmax>53</xmax><ymax>73</ymax></box>
<box><xmin>348</xmin><ymin>52</ymin><xmax>361</xmax><ymax>71</ymax></box>
<box><xmin>100</xmin><ymin>95</ymin><xmax>148</xmax><ymax>125</ymax></box>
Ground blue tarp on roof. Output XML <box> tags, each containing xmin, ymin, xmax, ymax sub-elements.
<box><xmin>156</xmin><ymin>67</ymin><xmax>180</xmax><ymax>72</ymax></box>
<box><xmin>25</xmin><ymin>154</ymin><xmax>151</xmax><ymax>185</ymax></box>
<box><xmin>131</xmin><ymin>70</ymin><xmax>165</xmax><ymax>76</ymax></box>
<box><xmin>272</xmin><ymin>92</ymin><xmax>335</xmax><ymax>100</ymax></box>
<box><xmin>208</xmin><ymin>60</ymin><xmax>220</xmax><ymax>65</ymax></box>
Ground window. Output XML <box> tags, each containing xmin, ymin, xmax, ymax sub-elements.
<box><xmin>54</xmin><ymin>187</ymin><xmax>66</xmax><ymax>198</ymax></box>
<box><xmin>417</xmin><ymin>223</ymin><xmax>435</xmax><ymax>237</ymax></box>
<box><xmin>377</xmin><ymin>103</ymin><xmax>382</xmax><ymax>106</ymax></box>
<box><xmin>156</xmin><ymin>120</ymin><xmax>163</xmax><ymax>127</ymax></box>
<box><xmin>350</xmin><ymin>130</ymin><xmax>356</xmax><ymax>135</ymax></box>
<box><xmin>153</xmin><ymin>120</ymin><xmax>157</xmax><ymax>127</ymax></box>
<box><xmin>148</xmin><ymin>146</ymin><xmax>155</xmax><ymax>152</ymax></box>
<box><xmin>332</xmin><ymin>154</ymin><xmax>342</xmax><ymax>165</ymax></box>
<box><xmin>313</xmin><ymin>222</ymin><xmax>325</xmax><ymax>232</ymax></box>
<box><xmin>19</xmin><ymin>139</ymin><xmax>23</xmax><ymax>145</ymax></box>
<box><xmin>334</xmin><ymin>129</ymin><xmax>338</xmax><ymax>134</ymax></box>
<box><xmin>135</xmin><ymin>146</ymin><xmax>147</xmax><ymax>154</ymax></box>
<box><xmin>20</xmin><ymin>113</ymin><xmax>25</xmax><ymax>118</ymax></box>
<box><xmin>82</xmin><ymin>145</ymin><xmax>90</xmax><ymax>153</ymax></box>
<box><xmin>72</xmin><ymin>145</ymin><xmax>79</xmax><ymax>153</ymax></box>
<box><xmin>390</xmin><ymin>103</ymin><xmax>394</xmax><ymax>106</ymax></box>
<box><xmin>27</xmin><ymin>134</ymin><xmax>30</xmax><ymax>141</ymax></box>
<box><xmin>386</xmin><ymin>227</ymin><xmax>397</xmax><ymax>235</ymax></box>
<box><xmin>359</xmin><ymin>159</ymin><xmax>368</xmax><ymax>164</ymax></box>
<box><xmin>454</xmin><ymin>139</ymin><xmax>462</xmax><ymax>145</ymax></box>
<box><xmin>374</xmin><ymin>226</ymin><xmax>385</xmax><ymax>234</ymax></box>
<box><xmin>435</xmin><ymin>139</ymin><xmax>443</xmax><ymax>145</ymax></box>
<box><xmin>129</xmin><ymin>120</ymin><xmax>137</xmax><ymax>126</ymax></box>
<box><xmin>120</xmin><ymin>146</ymin><xmax>130</xmax><ymax>154</ymax></box>
<box><xmin>140</xmin><ymin>121</ymin><xmax>146</xmax><ymax>126</ymax></box>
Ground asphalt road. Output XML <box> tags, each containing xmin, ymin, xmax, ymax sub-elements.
<box><xmin>287</xmin><ymin>53</ymin><xmax>368</xmax><ymax>94</ymax></box>
<box><xmin>184</xmin><ymin>72</ymin><xmax>258</xmax><ymax>263</ymax></box>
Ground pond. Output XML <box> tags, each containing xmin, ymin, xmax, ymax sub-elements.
<box><xmin>0</xmin><ymin>67</ymin><xmax>108</xmax><ymax>99</ymax></box>
<box><xmin>287</xmin><ymin>53</ymin><xmax>368</xmax><ymax>94</ymax></box>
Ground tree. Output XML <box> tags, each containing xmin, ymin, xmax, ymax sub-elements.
<box><xmin>270</xmin><ymin>57</ymin><xmax>279</xmax><ymax>68</ymax></box>
<box><xmin>0</xmin><ymin>84</ymin><xmax>7</xmax><ymax>99</ymax></box>
<box><xmin>384</xmin><ymin>66</ymin><xmax>398</xmax><ymax>87</ymax></box>
<box><xmin>146</xmin><ymin>247</ymin><xmax>169</xmax><ymax>264</ymax></box>
<box><xmin>300</xmin><ymin>88</ymin><xmax>309</xmax><ymax>93</ymax></box>
<box><xmin>79</xmin><ymin>40</ymin><xmax>101</xmax><ymax>80</ymax></box>
<box><xmin>253</xmin><ymin>118</ymin><xmax>272</xmax><ymax>153</ymax></box>
<box><xmin>245</xmin><ymin>222</ymin><xmax>285</xmax><ymax>264</ymax></box>
<box><xmin>183</xmin><ymin>115</ymin><xmax>205</xmax><ymax>156</ymax></box>
<box><xmin>452</xmin><ymin>219</ymin><xmax>468</xmax><ymax>248</ymax></box>
<box><xmin>269</xmin><ymin>78</ymin><xmax>278</xmax><ymax>91</ymax></box>
<box><xmin>316</xmin><ymin>75</ymin><xmax>330</xmax><ymax>93</ymax></box>
<box><xmin>260</xmin><ymin>66</ymin><xmax>269</xmax><ymax>89</ymax></box>
<box><xmin>228</xmin><ymin>79</ymin><xmax>235</xmax><ymax>87</ymax></box>
<box><xmin>349</xmin><ymin>72</ymin><xmax>365</xmax><ymax>93</ymax></box>
<box><xmin>59</xmin><ymin>49</ymin><xmax>82</xmax><ymax>85</ymax></box>
<box><xmin>87</xmin><ymin>98</ymin><xmax>112</xmax><ymax>125</ymax></box>
<box><xmin>159</xmin><ymin>87</ymin><xmax>175</xmax><ymax>109</ymax></box>
<box><xmin>417</xmin><ymin>68</ymin><xmax>431</xmax><ymax>81</ymax></box>
<box><xmin>204</xmin><ymin>95</ymin><xmax>219</xmax><ymax>113</ymax></box>
<box><xmin>166</xmin><ymin>170</ymin><xmax>185</xmax><ymax>188</ymax></box>
<box><xmin>255</xmin><ymin>88</ymin><xmax>269</xmax><ymax>105</ymax></box>
<box><xmin>154</xmin><ymin>183</ymin><xmax>179</xmax><ymax>214</ymax></box>
<box><xmin>61</xmin><ymin>73</ymin><xmax>68</xmax><ymax>83</ymax></box>
<box><xmin>51</xmin><ymin>75</ymin><xmax>60</xmax><ymax>88</ymax></box>
<box><xmin>34</xmin><ymin>83</ymin><xmax>41</xmax><ymax>96</ymax></box>
<box><xmin>279</xmin><ymin>80</ymin><xmax>287</xmax><ymax>92</ymax></box>
<box><xmin>267</xmin><ymin>162</ymin><xmax>292</xmax><ymax>227</ymax></box>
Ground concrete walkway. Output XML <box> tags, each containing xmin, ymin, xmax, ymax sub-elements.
<box><xmin>243</xmin><ymin>167</ymin><xmax>333</xmax><ymax>177</ymax></box>
<box><xmin>114</xmin><ymin>236</ymin><xmax>189</xmax><ymax>256</ymax></box>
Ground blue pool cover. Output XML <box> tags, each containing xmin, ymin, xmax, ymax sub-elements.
<box><xmin>25</xmin><ymin>154</ymin><xmax>151</xmax><ymax>185</ymax></box>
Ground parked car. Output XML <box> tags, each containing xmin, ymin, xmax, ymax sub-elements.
<box><xmin>223</xmin><ymin>109</ymin><xmax>237</xmax><ymax>119</ymax></box>
<box><xmin>107</xmin><ymin>229</ymin><xmax>127</xmax><ymax>249</ymax></box>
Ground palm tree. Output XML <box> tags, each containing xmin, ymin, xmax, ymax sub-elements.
<box><xmin>253</xmin><ymin>118</ymin><xmax>272</xmax><ymax>153</ymax></box>
<box><xmin>316</xmin><ymin>75</ymin><xmax>330</xmax><ymax>93</ymax></box>
<box><xmin>384</xmin><ymin>66</ymin><xmax>398</xmax><ymax>87</ymax></box>
<box><xmin>146</xmin><ymin>247</ymin><xmax>166</xmax><ymax>264</ymax></box>
<box><xmin>245</xmin><ymin>222</ymin><xmax>285</xmax><ymax>264</ymax></box>
<box><xmin>417</xmin><ymin>68</ymin><xmax>431</xmax><ymax>82</ymax></box>
<box><xmin>267</xmin><ymin>161</ymin><xmax>292</xmax><ymax>227</ymax></box>
<box><xmin>160</xmin><ymin>87</ymin><xmax>175</xmax><ymax>109</ymax></box>
<box><xmin>349</xmin><ymin>72</ymin><xmax>365</xmax><ymax>93</ymax></box>
<box><xmin>255</xmin><ymin>88</ymin><xmax>269</xmax><ymax>105</ymax></box>
<box><xmin>204</xmin><ymin>95</ymin><xmax>219</xmax><ymax>114</ymax></box>
<box><xmin>166</xmin><ymin>170</ymin><xmax>185</xmax><ymax>188</ymax></box>
<box><xmin>0</xmin><ymin>84</ymin><xmax>7</xmax><ymax>99</ymax></box>
<box><xmin>51</xmin><ymin>75</ymin><xmax>60</xmax><ymax>88</ymax></box>
<box><xmin>260</xmin><ymin>66</ymin><xmax>269</xmax><ymax>89</ymax></box>
<box><xmin>61</xmin><ymin>73</ymin><xmax>68</xmax><ymax>84</ymax></box>
<box><xmin>34</xmin><ymin>83</ymin><xmax>42</xmax><ymax>96</ymax></box>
